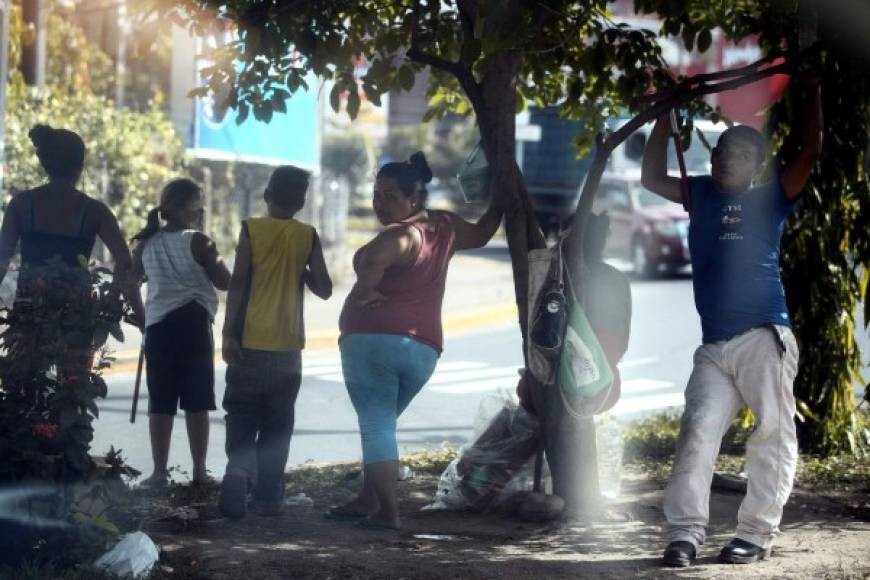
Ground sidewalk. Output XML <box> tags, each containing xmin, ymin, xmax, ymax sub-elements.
<box><xmin>104</xmin><ymin>247</ymin><xmax>519</xmax><ymax>373</ymax></box>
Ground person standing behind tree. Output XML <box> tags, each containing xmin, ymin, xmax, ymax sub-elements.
<box><xmin>641</xmin><ymin>75</ymin><xmax>822</xmax><ymax>567</ymax></box>
<box><xmin>219</xmin><ymin>166</ymin><xmax>332</xmax><ymax>519</ymax></box>
<box><xmin>326</xmin><ymin>152</ymin><xmax>503</xmax><ymax>530</ymax></box>
<box><xmin>131</xmin><ymin>178</ymin><xmax>231</xmax><ymax>488</ymax></box>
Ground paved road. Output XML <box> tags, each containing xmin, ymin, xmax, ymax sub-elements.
<box><xmin>91</xmin><ymin>267</ymin><xmax>703</xmax><ymax>482</ymax></box>
<box><xmin>90</xmin><ymin>244</ymin><xmax>869</xmax><ymax>482</ymax></box>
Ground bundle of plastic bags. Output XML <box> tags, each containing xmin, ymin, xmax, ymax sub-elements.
<box><xmin>423</xmin><ymin>394</ymin><xmax>546</xmax><ymax>512</ymax></box>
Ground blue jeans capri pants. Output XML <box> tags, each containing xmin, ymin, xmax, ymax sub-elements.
<box><xmin>340</xmin><ymin>333</ymin><xmax>439</xmax><ymax>464</ymax></box>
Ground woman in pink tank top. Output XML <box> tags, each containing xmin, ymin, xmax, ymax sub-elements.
<box><xmin>330</xmin><ymin>152</ymin><xmax>503</xmax><ymax>530</ymax></box>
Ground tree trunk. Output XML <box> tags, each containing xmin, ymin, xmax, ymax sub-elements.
<box><xmin>473</xmin><ymin>52</ymin><xmax>544</xmax><ymax>359</ymax></box>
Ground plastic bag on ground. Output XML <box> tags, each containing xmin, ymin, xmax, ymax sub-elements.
<box><xmin>423</xmin><ymin>393</ymin><xmax>546</xmax><ymax>512</ymax></box>
<box><xmin>595</xmin><ymin>413</ymin><xmax>624</xmax><ymax>499</ymax></box>
<box><xmin>94</xmin><ymin>531</ymin><xmax>159</xmax><ymax>578</ymax></box>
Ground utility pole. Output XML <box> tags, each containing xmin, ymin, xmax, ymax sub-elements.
<box><xmin>0</xmin><ymin>0</ymin><xmax>11</xmax><ymax>194</ymax></box>
<box><xmin>21</xmin><ymin>0</ymin><xmax>46</xmax><ymax>87</ymax></box>
<box><xmin>114</xmin><ymin>2</ymin><xmax>129</xmax><ymax>108</ymax></box>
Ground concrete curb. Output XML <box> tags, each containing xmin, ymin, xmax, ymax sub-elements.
<box><xmin>103</xmin><ymin>301</ymin><xmax>519</xmax><ymax>375</ymax></box>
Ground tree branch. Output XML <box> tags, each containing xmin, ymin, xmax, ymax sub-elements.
<box><xmin>406</xmin><ymin>48</ymin><xmax>483</xmax><ymax>111</ymax></box>
<box><xmin>457</xmin><ymin>0</ymin><xmax>476</xmax><ymax>46</ymax></box>
<box><xmin>567</xmin><ymin>58</ymin><xmax>792</xmax><ymax>285</ymax></box>
<box><xmin>639</xmin><ymin>52</ymin><xmax>787</xmax><ymax>105</ymax></box>
<box><xmin>456</xmin><ymin>0</ymin><xmax>478</xmax><ymax>26</ymax></box>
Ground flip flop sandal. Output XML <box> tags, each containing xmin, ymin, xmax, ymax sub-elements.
<box><xmin>323</xmin><ymin>506</ymin><xmax>369</xmax><ymax>521</ymax></box>
<box><xmin>138</xmin><ymin>475</ymin><xmax>169</xmax><ymax>491</ymax></box>
<box><xmin>355</xmin><ymin>517</ymin><xmax>400</xmax><ymax>531</ymax></box>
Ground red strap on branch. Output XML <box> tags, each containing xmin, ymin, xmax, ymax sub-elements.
<box><xmin>669</xmin><ymin>110</ymin><xmax>692</xmax><ymax>213</ymax></box>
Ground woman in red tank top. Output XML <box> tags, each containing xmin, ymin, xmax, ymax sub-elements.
<box><xmin>329</xmin><ymin>152</ymin><xmax>503</xmax><ymax>529</ymax></box>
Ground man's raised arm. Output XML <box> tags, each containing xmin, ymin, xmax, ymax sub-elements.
<box><xmin>641</xmin><ymin>116</ymin><xmax>684</xmax><ymax>204</ymax></box>
<box><xmin>780</xmin><ymin>78</ymin><xmax>823</xmax><ymax>201</ymax></box>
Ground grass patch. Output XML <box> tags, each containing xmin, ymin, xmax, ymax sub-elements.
<box><xmin>623</xmin><ymin>413</ymin><xmax>682</xmax><ymax>461</ymax></box>
<box><xmin>797</xmin><ymin>453</ymin><xmax>870</xmax><ymax>492</ymax></box>
<box><xmin>623</xmin><ymin>412</ymin><xmax>751</xmax><ymax>463</ymax></box>
<box><xmin>622</xmin><ymin>411</ymin><xmax>870</xmax><ymax>491</ymax></box>
<box><xmin>401</xmin><ymin>446</ymin><xmax>459</xmax><ymax>475</ymax></box>
<box><xmin>285</xmin><ymin>462</ymin><xmax>363</xmax><ymax>494</ymax></box>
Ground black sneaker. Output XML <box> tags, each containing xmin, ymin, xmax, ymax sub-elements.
<box><xmin>662</xmin><ymin>541</ymin><xmax>697</xmax><ymax>567</ymax></box>
<box><xmin>719</xmin><ymin>538</ymin><xmax>770</xmax><ymax>564</ymax></box>
<box><xmin>218</xmin><ymin>472</ymin><xmax>248</xmax><ymax>519</ymax></box>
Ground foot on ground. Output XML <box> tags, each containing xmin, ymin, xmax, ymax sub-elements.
<box><xmin>357</xmin><ymin>514</ymin><xmax>401</xmax><ymax>531</ymax></box>
<box><xmin>323</xmin><ymin>498</ymin><xmax>377</xmax><ymax>520</ymax></box>
<box><xmin>138</xmin><ymin>473</ymin><xmax>169</xmax><ymax>490</ymax></box>
<box><xmin>191</xmin><ymin>473</ymin><xmax>217</xmax><ymax>487</ymax></box>
<box><xmin>218</xmin><ymin>472</ymin><xmax>248</xmax><ymax>519</ymax></box>
<box><xmin>662</xmin><ymin>541</ymin><xmax>696</xmax><ymax>567</ymax></box>
<box><xmin>719</xmin><ymin>538</ymin><xmax>770</xmax><ymax>564</ymax></box>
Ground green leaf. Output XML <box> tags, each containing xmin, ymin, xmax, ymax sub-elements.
<box><xmin>697</xmin><ymin>29</ymin><xmax>713</xmax><ymax>53</ymax></box>
<box><xmin>271</xmin><ymin>93</ymin><xmax>287</xmax><ymax>114</ymax></box>
<box><xmin>346</xmin><ymin>90</ymin><xmax>361</xmax><ymax>119</ymax></box>
<box><xmin>92</xmin><ymin>327</ymin><xmax>108</xmax><ymax>349</ymax></box>
<box><xmin>235</xmin><ymin>102</ymin><xmax>250</xmax><ymax>125</ymax></box>
<box><xmin>460</xmin><ymin>39</ymin><xmax>482</xmax><ymax>66</ymax></box>
<box><xmin>397</xmin><ymin>66</ymin><xmax>416</xmax><ymax>92</ymax></box>
<box><xmin>682</xmin><ymin>26</ymin><xmax>696</xmax><ymax>52</ymax></box>
<box><xmin>329</xmin><ymin>83</ymin><xmax>342</xmax><ymax>113</ymax></box>
<box><xmin>108</xmin><ymin>321</ymin><xmax>123</xmax><ymax>342</ymax></box>
<box><xmin>186</xmin><ymin>87</ymin><xmax>209</xmax><ymax>98</ymax></box>
<box><xmin>515</xmin><ymin>90</ymin><xmax>526</xmax><ymax>114</ymax></box>
<box><xmin>422</xmin><ymin>107</ymin><xmax>441</xmax><ymax>123</ymax></box>
<box><xmin>86</xmin><ymin>397</ymin><xmax>99</xmax><ymax>419</ymax></box>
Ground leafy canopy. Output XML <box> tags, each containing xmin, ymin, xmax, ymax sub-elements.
<box><xmin>146</xmin><ymin>0</ymin><xmax>672</xmax><ymax>151</ymax></box>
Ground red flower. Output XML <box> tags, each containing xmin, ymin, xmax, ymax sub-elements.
<box><xmin>32</xmin><ymin>422</ymin><xmax>59</xmax><ymax>441</ymax></box>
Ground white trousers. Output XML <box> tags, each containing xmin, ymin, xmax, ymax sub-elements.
<box><xmin>664</xmin><ymin>325</ymin><xmax>799</xmax><ymax>549</ymax></box>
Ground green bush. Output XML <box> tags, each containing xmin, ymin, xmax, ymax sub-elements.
<box><xmin>4</xmin><ymin>80</ymin><xmax>182</xmax><ymax>238</ymax></box>
<box><xmin>3</xmin><ymin>2</ymin><xmax>182</xmax><ymax>239</ymax></box>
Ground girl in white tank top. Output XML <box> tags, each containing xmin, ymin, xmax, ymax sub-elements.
<box><xmin>131</xmin><ymin>179</ymin><xmax>231</xmax><ymax>488</ymax></box>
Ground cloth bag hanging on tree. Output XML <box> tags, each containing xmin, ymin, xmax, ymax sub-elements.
<box><xmin>527</xmin><ymin>237</ymin><xmax>615</xmax><ymax>416</ymax></box>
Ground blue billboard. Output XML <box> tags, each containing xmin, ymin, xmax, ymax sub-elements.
<box><xmin>191</xmin><ymin>75</ymin><xmax>321</xmax><ymax>171</ymax></box>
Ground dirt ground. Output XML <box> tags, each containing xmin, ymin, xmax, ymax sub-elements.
<box><xmin>136</xmin><ymin>465</ymin><xmax>870</xmax><ymax>580</ymax></box>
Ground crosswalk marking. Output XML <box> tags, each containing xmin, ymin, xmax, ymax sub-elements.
<box><xmin>611</xmin><ymin>392</ymin><xmax>685</xmax><ymax>416</ymax></box>
<box><xmin>617</xmin><ymin>356</ymin><xmax>659</xmax><ymax>370</ymax></box>
<box><xmin>621</xmin><ymin>378</ymin><xmax>675</xmax><ymax>393</ymax></box>
<box><xmin>429</xmin><ymin>378</ymin><xmax>518</xmax><ymax>395</ymax></box>
<box><xmin>428</xmin><ymin>366</ymin><xmax>519</xmax><ymax>385</ymax></box>
<box><xmin>312</xmin><ymin>362</ymin><xmax>504</xmax><ymax>384</ymax></box>
<box><xmin>299</xmin><ymin>357</ymin><xmax>686</xmax><ymax>415</ymax></box>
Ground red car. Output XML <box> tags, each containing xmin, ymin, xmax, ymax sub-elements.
<box><xmin>593</xmin><ymin>169</ymin><xmax>690</xmax><ymax>278</ymax></box>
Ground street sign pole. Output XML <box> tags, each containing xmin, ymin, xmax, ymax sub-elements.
<box><xmin>0</xmin><ymin>0</ymin><xmax>11</xmax><ymax>194</ymax></box>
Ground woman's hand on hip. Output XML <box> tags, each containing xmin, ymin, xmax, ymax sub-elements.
<box><xmin>353</xmin><ymin>287</ymin><xmax>388</xmax><ymax>309</ymax></box>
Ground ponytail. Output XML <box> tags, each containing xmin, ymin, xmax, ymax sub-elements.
<box><xmin>132</xmin><ymin>207</ymin><xmax>161</xmax><ymax>242</ymax></box>
<box><xmin>377</xmin><ymin>150</ymin><xmax>433</xmax><ymax>206</ymax></box>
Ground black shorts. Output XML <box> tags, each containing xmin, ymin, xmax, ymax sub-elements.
<box><xmin>144</xmin><ymin>301</ymin><xmax>216</xmax><ymax>415</ymax></box>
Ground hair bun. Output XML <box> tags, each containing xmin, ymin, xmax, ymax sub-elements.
<box><xmin>408</xmin><ymin>151</ymin><xmax>433</xmax><ymax>184</ymax></box>
<box><xmin>28</xmin><ymin>124</ymin><xmax>53</xmax><ymax>148</ymax></box>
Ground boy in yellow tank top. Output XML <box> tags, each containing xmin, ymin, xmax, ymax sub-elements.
<box><xmin>218</xmin><ymin>166</ymin><xmax>332</xmax><ymax>518</ymax></box>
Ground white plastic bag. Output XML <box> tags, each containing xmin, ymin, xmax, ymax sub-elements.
<box><xmin>595</xmin><ymin>413</ymin><xmax>625</xmax><ymax>499</ymax></box>
<box><xmin>94</xmin><ymin>531</ymin><xmax>159</xmax><ymax>578</ymax></box>
<box><xmin>422</xmin><ymin>459</ymin><xmax>471</xmax><ymax>511</ymax></box>
<box><xmin>284</xmin><ymin>492</ymin><xmax>314</xmax><ymax>507</ymax></box>
<box><xmin>423</xmin><ymin>393</ymin><xmax>547</xmax><ymax>512</ymax></box>
<box><xmin>0</xmin><ymin>269</ymin><xmax>18</xmax><ymax>308</ymax></box>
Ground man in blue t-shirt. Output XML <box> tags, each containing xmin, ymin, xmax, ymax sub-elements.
<box><xmin>641</xmin><ymin>77</ymin><xmax>822</xmax><ymax>567</ymax></box>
